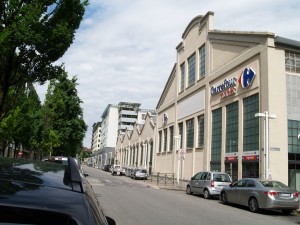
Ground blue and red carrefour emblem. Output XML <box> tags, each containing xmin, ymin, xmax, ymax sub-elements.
<box><xmin>238</xmin><ymin>67</ymin><xmax>256</xmax><ymax>88</ymax></box>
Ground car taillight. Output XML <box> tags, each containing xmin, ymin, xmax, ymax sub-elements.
<box><xmin>264</xmin><ymin>191</ymin><xmax>277</xmax><ymax>196</ymax></box>
<box><xmin>211</xmin><ymin>180</ymin><xmax>214</xmax><ymax>187</ymax></box>
<box><xmin>293</xmin><ymin>192</ymin><xmax>299</xmax><ymax>197</ymax></box>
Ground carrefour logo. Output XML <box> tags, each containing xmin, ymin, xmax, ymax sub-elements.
<box><xmin>211</xmin><ymin>67</ymin><xmax>256</xmax><ymax>97</ymax></box>
<box><xmin>238</xmin><ymin>67</ymin><xmax>256</xmax><ymax>89</ymax></box>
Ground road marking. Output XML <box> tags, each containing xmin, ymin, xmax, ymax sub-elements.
<box><xmin>91</xmin><ymin>183</ymin><xmax>104</xmax><ymax>186</ymax></box>
<box><xmin>104</xmin><ymin>179</ymin><xmax>111</xmax><ymax>183</ymax></box>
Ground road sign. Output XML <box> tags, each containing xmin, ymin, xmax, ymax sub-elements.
<box><xmin>179</xmin><ymin>149</ymin><xmax>186</xmax><ymax>160</ymax></box>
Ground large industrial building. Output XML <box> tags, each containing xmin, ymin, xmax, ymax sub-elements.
<box><xmin>154</xmin><ymin>11</ymin><xmax>300</xmax><ymax>188</ymax></box>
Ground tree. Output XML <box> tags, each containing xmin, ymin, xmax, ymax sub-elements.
<box><xmin>0</xmin><ymin>0</ymin><xmax>88</xmax><ymax>120</ymax></box>
<box><xmin>41</xmin><ymin>70</ymin><xmax>87</xmax><ymax>157</ymax></box>
<box><xmin>0</xmin><ymin>84</ymin><xmax>42</xmax><ymax>157</ymax></box>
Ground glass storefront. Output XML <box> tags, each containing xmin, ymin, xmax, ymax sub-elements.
<box><xmin>211</xmin><ymin>108</ymin><xmax>222</xmax><ymax>171</ymax></box>
<box><xmin>288</xmin><ymin>120</ymin><xmax>300</xmax><ymax>189</ymax></box>
<box><xmin>242</xmin><ymin>94</ymin><xmax>259</xmax><ymax>178</ymax></box>
<box><xmin>225</xmin><ymin>162</ymin><xmax>238</xmax><ymax>182</ymax></box>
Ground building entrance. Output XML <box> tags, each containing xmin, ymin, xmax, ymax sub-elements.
<box><xmin>225</xmin><ymin>162</ymin><xmax>238</xmax><ymax>182</ymax></box>
<box><xmin>242</xmin><ymin>162</ymin><xmax>259</xmax><ymax>178</ymax></box>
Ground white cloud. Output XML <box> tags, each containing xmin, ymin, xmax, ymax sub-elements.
<box><xmin>36</xmin><ymin>0</ymin><xmax>300</xmax><ymax>147</ymax></box>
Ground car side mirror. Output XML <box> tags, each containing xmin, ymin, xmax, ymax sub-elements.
<box><xmin>106</xmin><ymin>216</ymin><xmax>116</xmax><ymax>225</ymax></box>
<box><xmin>229</xmin><ymin>183</ymin><xmax>233</xmax><ymax>187</ymax></box>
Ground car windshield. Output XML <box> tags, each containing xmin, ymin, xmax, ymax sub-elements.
<box><xmin>259</xmin><ymin>181</ymin><xmax>288</xmax><ymax>188</ymax></box>
<box><xmin>213</xmin><ymin>174</ymin><xmax>231</xmax><ymax>182</ymax></box>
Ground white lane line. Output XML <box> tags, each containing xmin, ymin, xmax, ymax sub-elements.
<box><xmin>104</xmin><ymin>179</ymin><xmax>112</xmax><ymax>183</ymax></box>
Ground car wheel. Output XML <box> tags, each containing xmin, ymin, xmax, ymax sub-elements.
<box><xmin>249</xmin><ymin>197</ymin><xmax>259</xmax><ymax>213</ymax></box>
<box><xmin>203</xmin><ymin>189</ymin><xmax>211</xmax><ymax>199</ymax></box>
<box><xmin>282</xmin><ymin>210</ymin><xmax>293</xmax><ymax>215</ymax></box>
<box><xmin>186</xmin><ymin>186</ymin><xmax>192</xmax><ymax>195</ymax></box>
<box><xmin>221</xmin><ymin>192</ymin><xmax>228</xmax><ymax>204</ymax></box>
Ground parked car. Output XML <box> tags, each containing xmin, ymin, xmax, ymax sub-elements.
<box><xmin>220</xmin><ymin>178</ymin><xmax>299</xmax><ymax>214</ymax></box>
<box><xmin>102</xmin><ymin>164</ymin><xmax>112</xmax><ymax>172</ymax></box>
<box><xmin>131</xmin><ymin>168</ymin><xmax>148</xmax><ymax>180</ymax></box>
<box><xmin>0</xmin><ymin>157</ymin><xmax>115</xmax><ymax>225</ymax></box>
<box><xmin>111</xmin><ymin>164</ymin><xmax>122</xmax><ymax>176</ymax></box>
<box><xmin>186</xmin><ymin>171</ymin><xmax>232</xmax><ymax>199</ymax></box>
<box><xmin>42</xmin><ymin>156</ymin><xmax>68</xmax><ymax>164</ymax></box>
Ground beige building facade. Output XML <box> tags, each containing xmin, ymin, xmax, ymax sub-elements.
<box><xmin>115</xmin><ymin>112</ymin><xmax>156</xmax><ymax>174</ymax></box>
<box><xmin>155</xmin><ymin>11</ymin><xmax>300</xmax><ymax>188</ymax></box>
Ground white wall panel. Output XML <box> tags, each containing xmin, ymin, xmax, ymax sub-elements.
<box><xmin>178</xmin><ymin>90</ymin><xmax>205</xmax><ymax>120</ymax></box>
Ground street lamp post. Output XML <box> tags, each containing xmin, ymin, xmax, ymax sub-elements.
<box><xmin>255</xmin><ymin>111</ymin><xmax>276</xmax><ymax>179</ymax></box>
<box><xmin>174</xmin><ymin>135</ymin><xmax>182</xmax><ymax>184</ymax></box>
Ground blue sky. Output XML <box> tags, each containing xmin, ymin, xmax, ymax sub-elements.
<box><xmin>36</xmin><ymin>0</ymin><xmax>300</xmax><ymax>147</ymax></box>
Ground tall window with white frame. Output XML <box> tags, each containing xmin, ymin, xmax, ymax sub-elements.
<box><xmin>169</xmin><ymin>126</ymin><xmax>174</xmax><ymax>151</ymax></box>
<box><xmin>198</xmin><ymin>115</ymin><xmax>204</xmax><ymax>147</ymax></box>
<box><xmin>158</xmin><ymin>131</ymin><xmax>162</xmax><ymax>153</ymax></box>
<box><xmin>188</xmin><ymin>53</ymin><xmax>196</xmax><ymax>87</ymax></box>
<box><xmin>225</xmin><ymin>102</ymin><xmax>239</xmax><ymax>181</ymax></box>
<box><xmin>180</xmin><ymin>63</ymin><xmax>185</xmax><ymax>92</ymax></box>
<box><xmin>211</xmin><ymin>108</ymin><xmax>222</xmax><ymax>171</ymax></box>
<box><xmin>226</xmin><ymin>102</ymin><xmax>239</xmax><ymax>153</ymax></box>
<box><xmin>199</xmin><ymin>45</ymin><xmax>205</xmax><ymax>78</ymax></box>
<box><xmin>163</xmin><ymin>128</ymin><xmax>167</xmax><ymax>152</ymax></box>
<box><xmin>243</xmin><ymin>94</ymin><xmax>259</xmax><ymax>178</ymax></box>
<box><xmin>285</xmin><ymin>51</ymin><xmax>300</xmax><ymax>73</ymax></box>
<box><xmin>140</xmin><ymin>144</ymin><xmax>143</xmax><ymax>165</ymax></box>
<box><xmin>178</xmin><ymin>123</ymin><xmax>183</xmax><ymax>149</ymax></box>
<box><xmin>186</xmin><ymin>118</ymin><xmax>194</xmax><ymax>149</ymax></box>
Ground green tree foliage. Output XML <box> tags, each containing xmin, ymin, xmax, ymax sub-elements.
<box><xmin>0</xmin><ymin>84</ymin><xmax>42</xmax><ymax>157</ymax></box>
<box><xmin>41</xmin><ymin>70</ymin><xmax>87</xmax><ymax>157</ymax></box>
<box><xmin>0</xmin><ymin>0</ymin><xmax>89</xmax><ymax>120</ymax></box>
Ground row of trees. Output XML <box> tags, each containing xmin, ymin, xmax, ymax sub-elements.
<box><xmin>0</xmin><ymin>71</ymin><xmax>87</xmax><ymax>158</ymax></box>
<box><xmin>0</xmin><ymin>0</ymin><xmax>89</xmax><ymax>158</ymax></box>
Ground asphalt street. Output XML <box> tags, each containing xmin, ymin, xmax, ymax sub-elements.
<box><xmin>83</xmin><ymin>166</ymin><xmax>300</xmax><ymax>225</ymax></box>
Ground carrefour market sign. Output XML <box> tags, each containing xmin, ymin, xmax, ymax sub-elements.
<box><xmin>210</xmin><ymin>67</ymin><xmax>256</xmax><ymax>98</ymax></box>
<box><xmin>211</xmin><ymin>77</ymin><xmax>237</xmax><ymax>95</ymax></box>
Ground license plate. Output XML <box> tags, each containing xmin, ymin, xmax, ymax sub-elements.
<box><xmin>279</xmin><ymin>193</ymin><xmax>291</xmax><ymax>197</ymax></box>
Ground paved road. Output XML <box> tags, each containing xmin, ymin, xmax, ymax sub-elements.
<box><xmin>83</xmin><ymin>166</ymin><xmax>300</xmax><ymax>225</ymax></box>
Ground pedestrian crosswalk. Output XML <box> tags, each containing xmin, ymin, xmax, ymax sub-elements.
<box><xmin>87</xmin><ymin>177</ymin><xmax>147</xmax><ymax>188</ymax></box>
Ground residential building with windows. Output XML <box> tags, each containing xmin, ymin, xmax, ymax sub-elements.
<box><xmin>91</xmin><ymin>122</ymin><xmax>102</xmax><ymax>153</ymax></box>
<box><xmin>155</xmin><ymin>11</ymin><xmax>300</xmax><ymax>189</ymax></box>
<box><xmin>118</xmin><ymin>102</ymin><xmax>140</xmax><ymax>134</ymax></box>
<box><xmin>100</xmin><ymin>104</ymin><xmax>119</xmax><ymax>149</ymax></box>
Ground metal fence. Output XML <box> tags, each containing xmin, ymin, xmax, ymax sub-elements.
<box><xmin>148</xmin><ymin>172</ymin><xmax>175</xmax><ymax>186</ymax></box>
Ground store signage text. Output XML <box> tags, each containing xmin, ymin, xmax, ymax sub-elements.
<box><xmin>210</xmin><ymin>67</ymin><xmax>256</xmax><ymax>100</ymax></box>
<box><xmin>220</xmin><ymin>87</ymin><xmax>236</xmax><ymax>99</ymax></box>
<box><xmin>225</xmin><ymin>152</ymin><xmax>238</xmax><ymax>161</ymax></box>
<box><xmin>211</xmin><ymin>77</ymin><xmax>237</xmax><ymax>96</ymax></box>
<box><xmin>242</xmin><ymin>151</ymin><xmax>259</xmax><ymax>161</ymax></box>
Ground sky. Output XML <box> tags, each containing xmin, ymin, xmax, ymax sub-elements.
<box><xmin>36</xmin><ymin>0</ymin><xmax>300</xmax><ymax>147</ymax></box>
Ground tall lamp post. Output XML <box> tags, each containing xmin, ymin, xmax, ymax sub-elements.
<box><xmin>255</xmin><ymin>111</ymin><xmax>276</xmax><ymax>179</ymax></box>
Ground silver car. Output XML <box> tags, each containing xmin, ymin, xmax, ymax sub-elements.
<box><xmin>220</xmin><ymin>178</ymin><xmax>299</xmax><ymax>214</ymax></box>
<box><xmin>186</xmin><ymin>171</ymin><xmax>232</xmax><ymax>199</ymax></box>
<box><xmin>131</xmin><ymin>169</ymin><xmax>148</xmax><ymax>180</ymax></box>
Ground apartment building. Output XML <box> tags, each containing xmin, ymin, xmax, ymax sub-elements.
<box><xmin>91</xmin><ymin>102</ymin><xmax>155</xmax><ymax>168</ymax></box>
